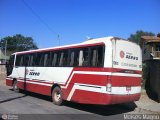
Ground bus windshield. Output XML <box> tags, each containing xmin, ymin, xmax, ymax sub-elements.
<box><xmin>6</xmin><ymin>55</ymin><xmax>15</xmax><ymax>76</ymax></box>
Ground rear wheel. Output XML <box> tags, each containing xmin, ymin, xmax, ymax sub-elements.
<box><xmin>13</xmin><ymin>80</ymin><xmax>19</xmax><ymax>93</ymax></box>
<box><xmin>52</xmin><ymin>86</ymin><xmax>63</xmax><ymax>105</ymax></box>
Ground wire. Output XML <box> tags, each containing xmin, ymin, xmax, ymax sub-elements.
<box><xmin>21</xmin><ymin>0</ymin><xmax>60</xmax><ymax>45</ymax></box>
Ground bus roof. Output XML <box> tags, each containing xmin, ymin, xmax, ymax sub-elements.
<box><xmin>12</xmin><ymin>36</ymin><xmax>132</xmax><ymax>55</ymax></box>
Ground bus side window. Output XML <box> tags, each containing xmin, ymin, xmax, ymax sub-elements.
<box><xmin>59</xmin><ymin>52</ymin><xmax>64</xmax><ymax>66</ymax></box>
<box><xmin>9</xmin><ymin>55</ymin><xmax>15</xmax><ymax>66</ymax></box>
<box><xmin>44</xmin><ymin>52</ymin><xmax>50</xmax><ymax>67</ymax></box>
<box><xmin>97</xmin><ymin>46</ymin><xmax>104</xmax><ymax>67</ymax></box>
<box><xmin>6</xmin><ymin>55</ymin><xmax>15</xmax><ymax>76</ymax></box>
<box><xmin>59</xmin><ymin>50</ymin><xmax>68</xmax><ymax>67</ymax></box>
<box><xmin>28</xmin><ymin>54</ymin><xmax>36</xmax><ymax>66</ymax></box>
<box><xmin>51</xmin><ymin>52</ymin><xmax>58</xmax><ymax>67</ymax></box>
<box><xmin>90</xmin><ymin>46</ymin><xmax>104</xmax><ymax>67</ymax></box>
<box><xmin>15</xmin><ymin>55</ymin><xmax>19</xmax><ymax>66</ymax></box>
<box><xmin>20</xmin><ymin>55</ymin><xmax>24</xmax><ymax>66</ymax></box>
<box><xmin>63</xmin><ymin>50</ymin><xmax>68</xmax><ymax>66</ymax></box>
<box><xmin>29</xmin><ymin>54</ymin><xmax>33</xmax><ymax>66</ymax></box>
<box><xmin>36</xmin><ymin>52</ymin><xmax>50</xmax><ymax>67</ymax></box>
<box><xmin>35</xmin><ymin>53</ymin><xmax>43</xmax><ymax>66</ymax></box>
<box><xmin>15</xmin><ymin>55</ymin><xmax>24</xmax><ymax>66</ymax></box>
<box><xmin>79</xmin><ymin>48</ymin><xmax>89</xmax><ymax>66</ymax></box>
<box><xmin>70</xmin><ymin>51</ymin><xmax>75</xmax><ymax>66</ymax></box>
<box><xmin>69</xmin><ymin>49</ymin><xmax>79</xmax><ymax>66</ymax></box>
<box><xmin>90</xmin><ymin>48</ymin><xmax>98</xmax><ymax>67</ymax></box>
<box><xmin>24</xmin><ymin>54</ymin><xmax>29</xmax><ymax>66</ymax></box>
<box><xmin>78</xmin><ymin>50</ymin><xmax>83</xmax><ymax>66</ymax></box>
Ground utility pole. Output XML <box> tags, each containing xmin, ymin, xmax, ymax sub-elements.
<box><xmin>4</xmin><ymin>40</ymin><xmax>7</xmax><ymax>63</ymax></box>
<box><xmin>58</xmin><ymin>35</ymin><xmax>60</xmax><ymax>46</ymax></box>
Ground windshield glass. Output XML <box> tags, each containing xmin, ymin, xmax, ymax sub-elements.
<box><xmin>6</xmin><ymin>54</ymin><xmax>15</xmax><ymax>76</ymax></box>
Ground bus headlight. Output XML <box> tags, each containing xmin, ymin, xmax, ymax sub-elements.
<box><xmin>106</xmin><ymin>83</ymin><xmax>112</xmax><ymax>92</ymax></box>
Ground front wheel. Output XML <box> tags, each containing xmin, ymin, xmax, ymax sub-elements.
<box><xmin>13</xmin><ymin>80</ymin><xmax>20</xmax><ymax>93</ymax></box>
<box><xmin>52</xmin><ymin>86</ymin><xmax>63</xmax><ymax>105</ymax></box>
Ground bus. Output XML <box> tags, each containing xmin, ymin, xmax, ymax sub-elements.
<box><xmin>6</xmin><ymin>36</ymin><xmax>142</xmax><ymax>105</ymax></box>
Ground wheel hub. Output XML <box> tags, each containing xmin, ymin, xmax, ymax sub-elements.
<box><xmin>54</xmin><ymin>92</ymin><xmax>61</xmax><ymax>102</ymax></box>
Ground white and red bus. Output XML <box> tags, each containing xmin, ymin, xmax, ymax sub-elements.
<box><xmin>6</xmin><ymin>37</ymin><xmax>142</xmax><ymax>105</ymax></box>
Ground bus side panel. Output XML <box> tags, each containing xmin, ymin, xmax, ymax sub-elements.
<box><xmin>6</xmin><ymin>78</ymin><xmax>13</xmax><ymax>86</ymax></box>
<box><xmin>16</xmin><ymin>67</ymin><xmax>73</xmax><ymax>96</ymax></box>
<box><xmin>17</xmin><ymin>80</ymin><xmax>52</xmax><ymax>96</ymax></box>
<box><xmin>70</xmin><ymin>90</ymin><xmax>103</xmax><ymax>104</ymax></box>
<box><xmin>61</xmin><ymin>68</ymin><xmax>108</xmax><ymax>104</ymax></box>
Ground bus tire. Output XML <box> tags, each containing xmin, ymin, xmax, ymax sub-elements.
<box><xmin>52</xmin><ymin>86</ymin><xmax>63</xmax><ymax>105</ymax></box>
<box><xmin>13</xmin><ymin>80</ymin><xmax>20</xmax><ymax>93</ymax></box>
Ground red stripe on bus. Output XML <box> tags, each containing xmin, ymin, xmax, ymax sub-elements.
<box><xmin>69</xmin><ymin>74</ymin><xmax>107</xmax><ymax>86</ymax></box>
<box><xmin>73</xmin><ymin>67</ymin><xmax>141</xmax><ymax>74</ymax></box>
<box><xmin>111</xmin><ymin>76</ymin><xmax>141</xmax><ymax>86</ymax></box>
<box><xmin>18</xmin><ymin>81</ymin><xmax>51</xmax><ymax>96</ymax></box>
<box><xmin>6</xmin><ymin>79</ymin><xmax>13</xmax><ymax>86</ymax></box>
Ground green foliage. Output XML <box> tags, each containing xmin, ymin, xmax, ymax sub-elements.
<box><xmin>128</xmin><ymin>30</ymin><xmax>155</xmax><ymax>44</ymax></box>
<box><xmin>0</xmin><ymin>34</ymin><xmax>38</xmax><ymax>52</ymax></box>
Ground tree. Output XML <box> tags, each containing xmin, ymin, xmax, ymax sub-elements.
<box><xmin>0</xmin><ymin>34</ymin><xmax>38</xmax><ymax>52</ymax></box>
<box><xmin>128</xmin><ymin>30</ymin><xmax>155</xmax><ymax>44</ymax></box>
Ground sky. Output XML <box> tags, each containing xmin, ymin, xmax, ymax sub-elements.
<box><xmin>0</xmin><ymin>0</ymin><xmax>160</xmax><ymax>48</ymax></box>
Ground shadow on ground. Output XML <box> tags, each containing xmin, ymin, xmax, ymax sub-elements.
<box><xmin>0</xmin><ymin>95</ymin><xmax>27</xmax><ymax>104</ymax></box>
<box><xmin>64</xmin><ymin>101</ymin><xmax>136</xmax><ymax>116</ymax></box>
<box><xmin>9</xmin><ymin>89</ymin><xmax>137</xmax><ymax>116</ymax></box>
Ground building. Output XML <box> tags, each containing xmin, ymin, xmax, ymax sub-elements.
<box><xmin>0</xmin><ymin>49</ymin><xmax>10</xmax><ymax>64</ymax></box>
<box><xmin>140</xmin><ymin>35</ymin><xmax>160</xmax><ymax>61</ymax></box>
<box><xmin>140</xmin><ymin>34</ymin><xmax>160</xmax><ymax>102</ymax></box>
